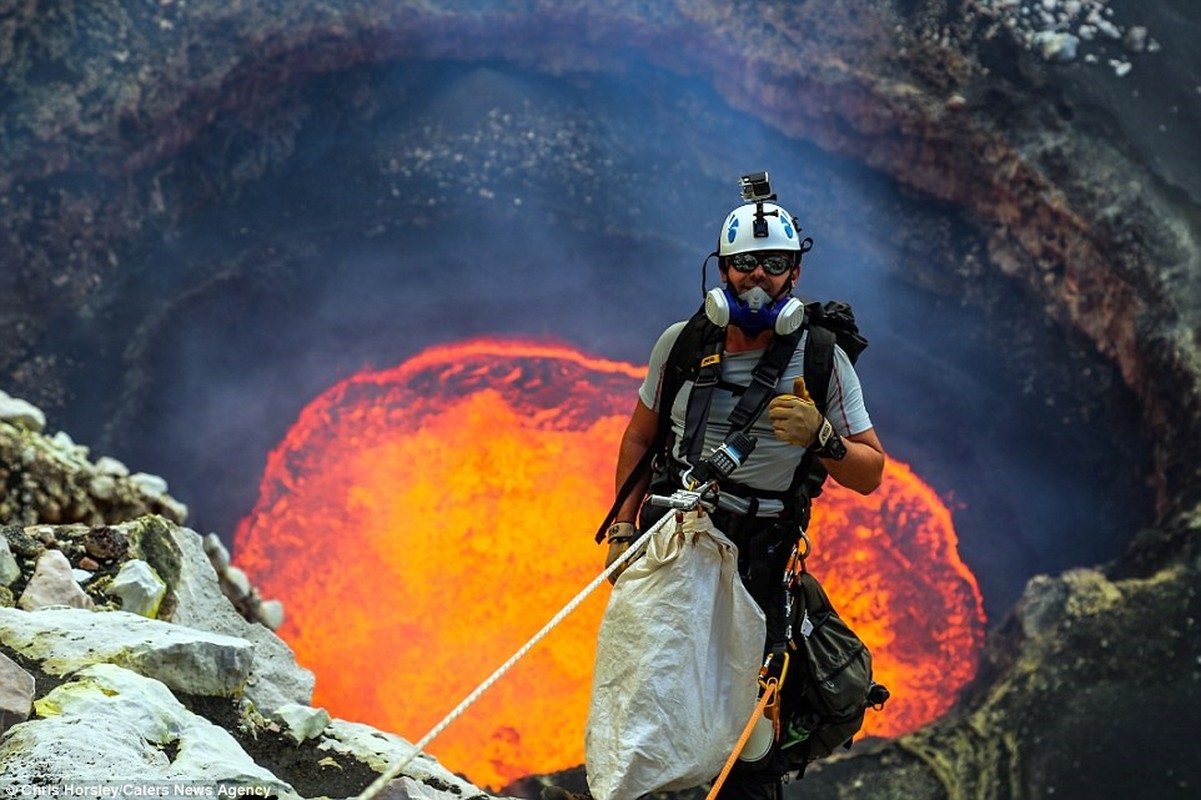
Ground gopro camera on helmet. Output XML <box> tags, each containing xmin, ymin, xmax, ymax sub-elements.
<box><xmin>739</xmin><ymin>172</ymin><xmax>775</xmax><ymax>203</ymax></box>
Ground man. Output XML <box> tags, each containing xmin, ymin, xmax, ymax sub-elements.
<box><xmin>599</xmin><ymin>186</ymin><xmax>885</xmax><ymax>800</ymax></box>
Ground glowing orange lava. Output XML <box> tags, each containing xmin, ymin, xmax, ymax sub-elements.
<box><xmin>234</xmin><ymin>337</ymin><xmax>985</xmax><ymax>790</ymax></box>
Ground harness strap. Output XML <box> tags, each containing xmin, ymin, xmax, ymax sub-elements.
<box><xmin>594</xmin><ymin>307</ymin><xmax>719</xmax><ymax>543</ymax></box>
<box><xmin>595</xmin><ymin>303</ymin><xmax>820</xmax><ymax>542</ymax></box>
<box><xmin>664</xmin><ymin>459</ymin><xmax>794</xmax><ymax>503</ymax></box>
<box><xmin>683</xmin><ymin>324</ymin><xmax>802</xmax><ymax>469</ymax></box>
<box><xmin>728</xmin><ymin>327</ymin><xmax>803</xmax><ymax>431</ymax></box>
<box><xmin>681</xmin><ymin>340</ymin><xmax>725</xmax><ymax>466</ymax></box>
<box><xmin>801</xmin><ymin>315</ymin><xmax>835</xmax><ymax>415</ymax></box>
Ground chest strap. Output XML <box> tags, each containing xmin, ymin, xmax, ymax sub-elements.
<box><xmin>681</xmin><ymin>325</ymin><xmax>804</xmax><ymax>467</ymax></box>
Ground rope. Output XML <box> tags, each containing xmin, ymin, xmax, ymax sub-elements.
<box><xmin>704</xmin><ymin>678</ymin><xmax>777</xmax><ymax>800</ymax></box>
<box><xmin>356</xmin><ymin>512</ymin><xmax>675</xmax><ymax>800</ymax></box>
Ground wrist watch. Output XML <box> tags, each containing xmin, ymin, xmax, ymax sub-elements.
<box><xmin>813</xmin><ymin>418</ymin><xmax>848</xmax><ymax>461</ymax></box>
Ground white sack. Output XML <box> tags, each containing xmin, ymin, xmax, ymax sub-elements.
<box><xmin>585</xmin><ymin>511</ymin><xmax>766</xmax><ymax>800</ymax></box>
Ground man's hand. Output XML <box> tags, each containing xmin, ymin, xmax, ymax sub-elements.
<box><xmin>768</xmin><ymin>377</ymin><xmax>842</xmax><ymax>458</ymax></box>
<box><xmin>605</xmin><ymin>521</ymin><xmax>637</xmax><ymax>585</ymax></box>
<box><xmin>768</xmin><ymin>377</ymin><xmax>828</xmax><ymax>448</ymax></box>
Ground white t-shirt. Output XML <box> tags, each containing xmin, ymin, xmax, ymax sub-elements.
<box><xmin>638</xmin><ymin>321</ymin><xmax>873</xmax><ymax>500</ymax></box>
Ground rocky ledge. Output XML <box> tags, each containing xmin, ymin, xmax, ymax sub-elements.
<box><xmin>0</xmin><ymin>400</ymin><xmax>494</xmax><ymax>800</ymax></box>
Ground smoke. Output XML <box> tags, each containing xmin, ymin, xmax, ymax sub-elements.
<box><xmin>50</xmin><ymin>57</ymin><xmax>1152</xmax><ymax>621</ymax></box>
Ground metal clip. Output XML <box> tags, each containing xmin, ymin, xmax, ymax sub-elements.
<box><xmin>647</xmin><ymin>482</ymin><xmax>718</xmax><ymax>513</ymax></box>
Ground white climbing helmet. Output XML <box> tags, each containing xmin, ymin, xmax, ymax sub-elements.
<box><xmin>717</xmin><ymin>201</ymin><xmax>803</xmax><ymax>257</ymax></box>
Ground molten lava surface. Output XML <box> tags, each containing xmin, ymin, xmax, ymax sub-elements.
<box><xmin>234</xmin><ymin>338</ymin><xmax>985</xmax><ymax>790</ymax></box>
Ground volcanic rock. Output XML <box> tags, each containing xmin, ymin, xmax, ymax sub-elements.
<box><xmin>83</xmin><ymin>525</ymin><xmax>130</xmax><ymax>561</ymax></box>
<box><xmin>0</xmin><ymin>538</ymin><xmax>19</xmax><ymax>587</ymax></box>
<box><xmin>0</xmin><ymin>652</ymin><xmax>35</xmax><ymax>734</ymax></box>
<box><xmin>18</xmin><ymin>549</ymin><xmax>94</xmax><ymax>611</ymax></box>
<box><xmin>108</xmin><ymin>559</ymin><xmax>168</xmax><ymax>617</ymax></box>
<box><xmin>0</xmin><ymin>391</ymin><xmax>45</xmax><ymax>433</ymax></box>
<box><xmin>0</xmin><ymin>416</ymin><xmax>188</xmax><ymax>528</ymax></box>
<box><xmin>7</xmin><ymin>663</ymin><xmax>292</xmax><ymax>791</ymax></box>
<box><xmin>273</xmin><ymin>703</ymin><xmax>333</xmax><ymax>745</ymax></box>
<box><xmin>0</xmin><ymin>413</ymin><xmax>496</xmax><ymax>795</ymax></box>
<box><xmin>0</xmin><ymin>606</ymin><xmax>254</xmax><ymax>697</ymax></box>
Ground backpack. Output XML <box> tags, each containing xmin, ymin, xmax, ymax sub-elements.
<box><xmin>595</xmin><ymin>299</ymin><xmax>866</xmax><ymax>538</ymax></box>
<box><xmin>777</xmin><ymin>570</ymin><xmax>889</xmax><ymax>772</ymax></box>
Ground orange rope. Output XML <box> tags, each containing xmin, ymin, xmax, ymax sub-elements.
<box><xmin>704</xmin><ymin>677</ymin><xmax>778</xmax><ymax>800</ymax></box>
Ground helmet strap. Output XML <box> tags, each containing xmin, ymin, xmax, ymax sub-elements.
<box><xmin>700</xmin><ymin>251</ymin><xmax>719</xmax><ymax>296</ymax></box>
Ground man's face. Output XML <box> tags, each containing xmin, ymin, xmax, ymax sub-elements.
<box><xmin>722</xmin><ymin>250</ymin><xmax>800</xmax><ymax>298</ymax></box>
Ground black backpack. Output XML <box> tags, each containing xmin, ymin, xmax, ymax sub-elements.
<box><xmin>778</xmin><ymin>570</ymin><xmax>889</xmax><ymax>772</ymax></box>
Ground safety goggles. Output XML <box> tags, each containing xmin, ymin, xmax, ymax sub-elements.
<box><xmin>727</xmin><ymin>252</ymin><xmax>795</xmax><ymax>276</ymax></box>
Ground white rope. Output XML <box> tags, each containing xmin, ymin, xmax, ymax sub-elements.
<box><xmin>357</xmin><ymin>512</ymin><xmax>675</xmax><ymax>800</ymax></box>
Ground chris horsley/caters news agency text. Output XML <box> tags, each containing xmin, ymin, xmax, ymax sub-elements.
<box><xmin>2</xmin><ymin>784</ymin><xmax>273</xmax><ymax>798</ymax></box>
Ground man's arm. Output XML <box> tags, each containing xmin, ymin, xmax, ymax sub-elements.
<box><xmin>767</xmin><ymin>393</ymin><xmax>886</xmax><ymax>495</ymax></box>
<box><xmin>822</xmin><ymin>427</ymin><xmax>885</xmax><ymax>495</ymax></box>
<box><xmin>613</xmin><ymin>399</ymin><xmax>661</xmax><ymax>523</ymax></box>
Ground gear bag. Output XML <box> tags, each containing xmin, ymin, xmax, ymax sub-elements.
<box><xmin>778</xmin><ymin>570</ymin><xmax>888</xmax><ymax>770</ymax></box>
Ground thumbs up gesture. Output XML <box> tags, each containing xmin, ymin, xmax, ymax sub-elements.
<box><xmin>767</xmin><ymin>377</ymin><xmax>833</xmax><ymax>449</ymax></box>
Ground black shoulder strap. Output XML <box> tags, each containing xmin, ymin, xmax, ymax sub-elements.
<box><xmin>677</xmin><ymin>325</ymin><xmax>801</xmax><ymax>493</ymax></box>
<box><xmin>594</xmin><ymin>307</ymin><xmax>719</xmax><ymax>542</ymax></box>
<box><xmin>725</xmin><ymin>326</ymin><xmax>803</xmax><ymax>434</ymax></box>
<box><xmin>801</xmin><ymin>299</ymin><xmax>867</xmax><ymax>415</ymax></box>
<box><xmin>680</xmin><ymin>325</ymin><xmax>726</xmax><ymax>466</ymax></box>
<box><xmin>787</xmin><ymin>304</ymin><xmax>846</xmax><ymax>525</ymax></box>
<box><xmin>803</xmin><ymin>321</ymin><xmax>836</xmax><ymax>416</ymax></box>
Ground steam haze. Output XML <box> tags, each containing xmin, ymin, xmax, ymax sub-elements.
<box><xmin>44</xmin><ymin>59</ymin><xmax>1151</xmax><ymax>619</ymax></box>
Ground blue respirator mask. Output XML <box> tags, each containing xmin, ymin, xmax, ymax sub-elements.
<box><xmin>704</xmin><ymin>285</ymin><xmax>805</xmax><ymax>336</ymax></box>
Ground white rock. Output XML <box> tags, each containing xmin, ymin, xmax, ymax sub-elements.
<box><xmin>5</xmin><ymin>663</ymin><xmax>295</xmax><ymax>793</ymax></box>
<box><xmin>0</xmin><ymin>393</ymin><xmax>46</xmax><ymax>432</ymax></box>
<box><xmin>1036</xmin><ymin>30</ymin><xmax>1079</xmax><ymax>62</ymax></box>
<box><xmin>109</xmin><ymin>559</ymin><xmax>168</xmax><ymax>618</ymax></box>
<box><xmin>0</xmin><ymin>652</ymin><xmax>35</xmax><ymax>734</ymax></box>
<box><xmin>159</xmin><ymin>494</ymin><xmax>189</xmax><ymax>522</ymax></box>
<box><xmin>88</xmin><ymin>473</ymin><xmax>118</xmax><ymax>500</ymax></box>
<box><xmin>94</xmin><ymin>455</ymin><xmax>131</xmax><ymax>477</ymax></box>
<box><xmin>49</xmin><ymin>431</ymin><xmax>88</xmax><ymax>461</ymax></box>
<box><xmin>130</xmin><ymin>471</ymin><xmax>169</xmax><ymax>498</ymax></box>
<box><xmin>204</xmin><ymin>532</ymin><xmax>232</xmax><ymax>572</ymax></box>
<box><xmin>19</xmin><ymin>549</ymin><xmax>95</xmax><ymax>610</ymax></box>
<box><xmin>385</xmin><ymin>776</ymin><xmax>482</xmax><ymax>800</ymax></box>
<box><xmin>273</xmin><ymin>702</ymin><xmax>331</xmax><ymax>743</ymax></box>
<box><xmin>0</xmin><ymin>538</ymin><xmax>20</xmax><ymax>587</ymax></box>
<box><xmin>167</xmin><ymin>525</ymin><xmax>315</xmax><ymax>713</ymax></box>
<box><xmin>321</xmin><ymin>718</ymin><xmax>474</xmax><ymax>793</ymax></box>
<box><xmin>1123</xmin><ymin>25</ymin><xmax>1147</xmax><ymax>53</ymax></box>
<box><xmin>258</xmin><ymin>599</ymin><xmax>285</xmax><ymax>630</ymax></box>
<box><xmin>1</xmin><ymin>714</ymin><xmax>171</xmax><ymax>779</ymax></box>
<box><xmin>223</xmin><ymin>564</ymin><xmax>252</xmax><ymax>599</ymax></box>
<box><xmin>1094</xmin><ymin>18</ymin><xmax>1121</xmax><ymax>40</ymax></box>
<box><xmin>0</xmin><ymin>606</ymin><xmax>253</xmax><ymax>697</ymax></box>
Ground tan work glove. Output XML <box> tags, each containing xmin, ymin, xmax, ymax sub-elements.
<box><xmin>768</xmin><ymin>376</ymin><xmax>840</xmax><ymax>453</ymax></box>
<box><xmin>604</xmin><ymin>521</ymin><xmax>637</xmax><ymax>585</ymax></box>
